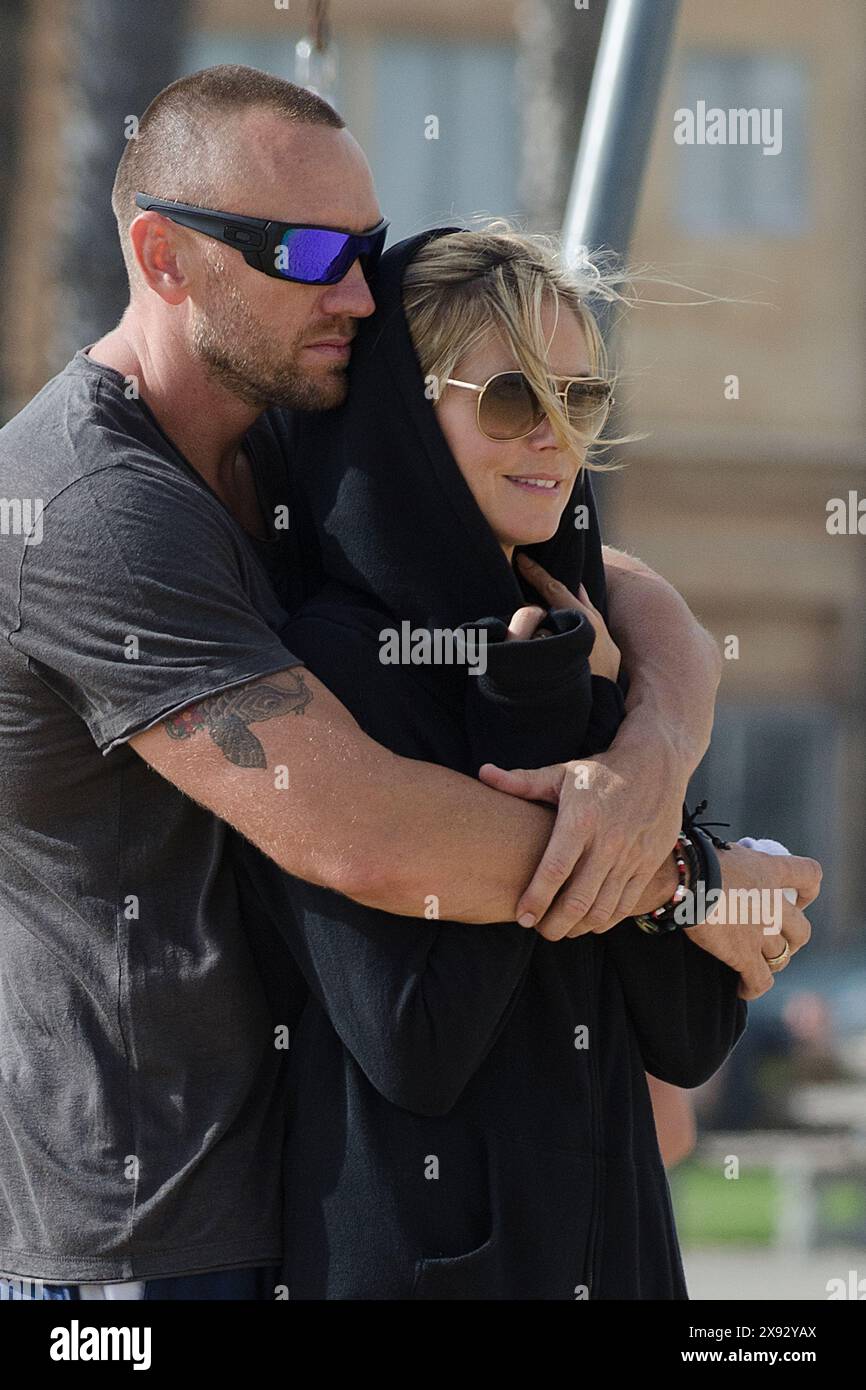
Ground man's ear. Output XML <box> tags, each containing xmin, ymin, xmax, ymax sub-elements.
<box><xmin>128</xmin><ymin>212</ymin><xmax>195</xmax><ymax>305</ymax></box>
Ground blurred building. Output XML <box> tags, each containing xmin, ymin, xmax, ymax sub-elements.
<box><xmin>616</xmin><ymin>0</ymin><xmax>866</xmax><ymax>948</ymax></box>
<box><xmin>2</xmin><ymin>0</ymin><xmax>863</xmax><ymax>940</ymax></box>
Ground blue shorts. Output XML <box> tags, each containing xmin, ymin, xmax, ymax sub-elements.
<box><xmin>2</xmin><ymin>1265</ymin><xmax>280</xmax><ymax>1300</ymax></box>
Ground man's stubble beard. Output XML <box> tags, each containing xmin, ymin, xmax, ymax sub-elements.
<box><xmin>190</xmin><ymin>263</ymin><xmax>349</xmax><ymax>412</ymax></box>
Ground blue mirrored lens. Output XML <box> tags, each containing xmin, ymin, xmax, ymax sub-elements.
<box><xmin>274</xmin><ymin>227</ymin><xmax>386</xmax><ymax>283</ymax></box>
<box><xmin>275</xmin><ymin>228</ymin><xmax>351</xmax><ymax>282</ymax></box>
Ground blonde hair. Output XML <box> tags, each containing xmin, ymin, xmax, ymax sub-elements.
<box><xmin>401</xmin><ymin>221</ymin><xmax>638</xmax><ymax>471</ymax></box>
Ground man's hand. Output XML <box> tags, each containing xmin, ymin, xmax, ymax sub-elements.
<box><xmin>479</xmin><ymin>743</ymin><xmax>686</xmax><ymax>940</ymax></box>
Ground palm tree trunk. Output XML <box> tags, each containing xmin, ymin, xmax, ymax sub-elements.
<box><xmin>52</xmin><ymin>0</ymin><xmax>189</xmax><ymax>368</ymax></box>
<box><xmin>0</xmin><ymin>0</ymin><xmax>28</xmax><ymax>419</ymax></box>
<box><xmin>514</xmin><ymin>0</ymin><xmax>607</xmax><ymax>232</ymax></box>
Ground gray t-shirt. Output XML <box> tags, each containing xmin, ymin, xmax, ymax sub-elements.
<box><xmin>0</xmin><ymin>348</ymin><xmax>311</xmax><ymax>1283</ymax></box>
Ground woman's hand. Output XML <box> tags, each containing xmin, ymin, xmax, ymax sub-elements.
<box><xmin>574</xmin><ymin>582</ymin><xmax>621</xmax><ymax>682</ymax></box>
<box><xmin>509</xmin><ymin>559</ymin><xmax>621</xmax><ymax>679</ymax></box>
<box><xmin>505</xmin><ymin>606</ymin><xmax>548</xmax><ymax>641</ymax></box>
<box><xmin>505</xmin><ymin>577</ymin><xmax>621</xmax><ymax>682</ymax></box>
<box><xmin>572</xmin><ymin>581</ymin><xmax>619</xmax><ymax>678</ymax></box>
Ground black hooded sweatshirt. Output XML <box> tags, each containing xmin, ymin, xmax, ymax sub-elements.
<box><xmin>236</xmin><ymin>229</ymin><xmax>747</xmax><ymax>1300</ymax></box>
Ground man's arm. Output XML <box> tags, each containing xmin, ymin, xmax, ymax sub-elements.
<box><xmin>131</xmin><ymin>666</ymin><xmax>553</xmax><ymax>922</ymax></box>
<box><xmin>131</xmin><ymin>664</ymin><xmax>683</xmax><ymax>924</ymax></box>
<box><xmin>131</xmin><ymin>662</ymin><xmax>821</xmax><ymax>999</ymax></box>
<box><xmin>602</xmin><ymin>542</ymin><xmax>721</xmax><ymax>774</ymax></box>
<box><xmin>578</xmin><ymin>542</ymin><xmax>723</xmax><ymax>920</ymax></box>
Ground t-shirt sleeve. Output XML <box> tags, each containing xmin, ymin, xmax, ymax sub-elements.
<box><xmin>10</xmin><ymin>467</ymin><xmax>301</xmax><ymax>752</ymax></box>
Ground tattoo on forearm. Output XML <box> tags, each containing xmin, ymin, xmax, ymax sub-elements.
<box><xmin>164</xmin><ymin>669</ymin><xmax>313</xmax><ymax>768</ymax></box>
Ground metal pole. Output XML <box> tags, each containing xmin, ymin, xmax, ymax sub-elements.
<box><xmin>561</xmin><ymin>0</ymin><xmax>680</xmax><ymax>512</ymax></box>
<box><xmin>562</xmin><ymin>0</ymin><xmax>681</xmax><ymax>311</ymax></box>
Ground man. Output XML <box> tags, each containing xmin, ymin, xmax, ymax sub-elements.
<box><xmin>0</xmin><ymin>64</ymin><xmax>821</xmax><ymax>1299</ymax></box>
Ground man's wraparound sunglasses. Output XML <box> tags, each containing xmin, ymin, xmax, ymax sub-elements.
<box><xmin>446</xmin><ymin>370</ymin><xmax>614</xmax><ymax>443</ymax></box>
<box><xmin>134</xmin><ymin>193</ymin><xmax>390</xmax><ymax>285</ymax></box>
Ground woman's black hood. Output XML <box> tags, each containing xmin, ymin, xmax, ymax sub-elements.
<box><xmin>283</xmin><ymin>227</ymin><xmax>608</xmax><ymax>630</ymax></box>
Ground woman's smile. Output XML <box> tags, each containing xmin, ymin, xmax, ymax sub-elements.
<box><xmin>504</xmin><ymin>473</ymin><xmax>565</xmax><ymax>493</ymax></box>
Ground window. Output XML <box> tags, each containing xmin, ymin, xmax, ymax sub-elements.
<box><xmin>675</xmin><ymin>51</ymin><xmax>810</xmax><ymax>237</ymax></box>
<box><xmin>369</xmin><ymin>38</ymin><xmax>518</xmax><ymax>241</ymax></box>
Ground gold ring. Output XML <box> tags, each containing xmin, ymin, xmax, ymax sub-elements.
<box><xmin>765</xmin><ymin>940</ymin><xmax>791</xmax><ymax>972</ymax></box>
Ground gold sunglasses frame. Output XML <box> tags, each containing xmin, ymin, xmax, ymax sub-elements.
<box><xmin>445</xmin><ymin>370</ymin><xmax>615</xmax><ymax>443</ymax></box>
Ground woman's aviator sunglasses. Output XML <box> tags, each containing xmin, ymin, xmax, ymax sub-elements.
<box><xmin>134</xmin><ymin>193</ymin><xmax>389</xmax><ymax>285</ymax></box>
<box><xmin>446</xmin><ymin>371</ymin><xmax>614</xmax><ymax>443</ymax></box>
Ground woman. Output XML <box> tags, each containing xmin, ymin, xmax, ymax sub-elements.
<box><xmin>237</xmin><ymin>225</ymin><xmax>747</xmax><ymax>1299</ymax></box>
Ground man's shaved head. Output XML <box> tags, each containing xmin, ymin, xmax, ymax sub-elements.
<box><xmin>111</xmin><ymin>63</ymin><xmax>345</xmax><ymax>288</ymax></box>
<box><xmin>109</xmin><ymin>64</ymin><xmax>380</xmax><ymax>415</ymax></box>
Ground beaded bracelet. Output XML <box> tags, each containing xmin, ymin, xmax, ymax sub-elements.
<box><xmin>633</xmin><ymin>833</ymin><xmax>699</xmax><ymax>936</ymax></box>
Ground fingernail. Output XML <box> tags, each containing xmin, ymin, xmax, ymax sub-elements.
<box><xmin>518</xmin><ymin>913</ymin><xmax>536</xmax><ymax>928</ymax></box>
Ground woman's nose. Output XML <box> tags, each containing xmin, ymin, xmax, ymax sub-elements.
<box><xmin>528</xmin><ymin>412</ymin><xmax>559</xmax><ymax>448</ymax></box>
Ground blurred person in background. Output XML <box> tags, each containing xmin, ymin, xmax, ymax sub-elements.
<box><xmin>649</xmin><ymin>1079</ymin><xmax>698</xmax><ymax>1167</ymax></box>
